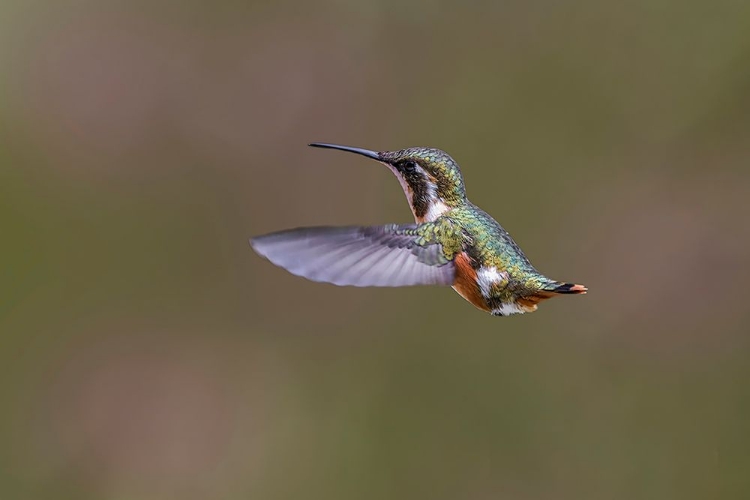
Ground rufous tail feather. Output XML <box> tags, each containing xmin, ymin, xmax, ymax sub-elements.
<box><xmin>543</xmin><ymin>282</ymin><xmax>588</xmax><ymax>294</ymax></box>
<box><xmin>516</xmin><ymin>281</ymin><xmax>587</xmax><ymax>312</ymax></box>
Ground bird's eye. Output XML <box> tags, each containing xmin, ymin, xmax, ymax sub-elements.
<box><xmin>402</xmin><ymin>161</ymin><xmax>417</xmax><ymax>173</ymax></box>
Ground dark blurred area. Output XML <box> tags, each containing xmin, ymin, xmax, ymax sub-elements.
<box><xmin>1</xmin><ymin>0</ymin><xmax>749</xmax><ymax>498</ymax></box>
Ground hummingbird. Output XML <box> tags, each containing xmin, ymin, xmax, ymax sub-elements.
<box><xmin>250</xmin><ymin>143</ymin><xmax>587</xmax><ymax>316</ymax></box>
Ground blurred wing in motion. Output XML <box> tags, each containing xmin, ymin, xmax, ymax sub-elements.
<box><xmin>250</xmin><ymin>224</ymin><xmax>455</xmax><ymax>287</ymax></box>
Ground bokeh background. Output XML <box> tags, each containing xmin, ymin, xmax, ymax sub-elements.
<box><xmin>2</xmin><ymin>0</ymin><xmax>750</xmax><ymax>498</ymax></box>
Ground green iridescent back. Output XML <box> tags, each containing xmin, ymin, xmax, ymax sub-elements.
<box><xmin>444</xmin><ymin>203</ymin><xmax>556</xmax><ymax>296</ymax></box>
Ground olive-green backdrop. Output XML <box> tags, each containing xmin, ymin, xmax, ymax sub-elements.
<box><xmin>2</xmin><ymin>1</ymin><xmax>749</xmax><ymax>498</ymax></box>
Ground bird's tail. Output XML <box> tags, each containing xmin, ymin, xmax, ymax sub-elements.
<box><xmin>542</xmin><ymin>281</ymin><xmax>588</xmax><ymax>295</ymax></box>
<box><xmin>515</xmin><ymin>279</ymin><xmax>587</xmax><ymax>312</ymax></box>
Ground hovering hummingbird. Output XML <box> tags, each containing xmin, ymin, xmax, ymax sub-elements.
<box><xmin>250</xmin><ymin>143</ymin><xmax>587</xmax><ymax>316</ymax></box>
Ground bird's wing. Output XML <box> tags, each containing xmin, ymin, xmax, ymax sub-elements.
<box><xmin>250</xmin><ymin>223</ymin><xmax>457</xmax><ymax>287</ymax></box>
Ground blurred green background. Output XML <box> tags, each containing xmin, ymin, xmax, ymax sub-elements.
<box><xmin>2</xmin><ymin>0</ymin><xmax>750</xmax><ymax>498</ymax></box>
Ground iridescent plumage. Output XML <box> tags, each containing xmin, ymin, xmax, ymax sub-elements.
<box><xmin>251</xmin><ymin>143</ymin><xmax>587</xmax><ymax>316</ymax></box>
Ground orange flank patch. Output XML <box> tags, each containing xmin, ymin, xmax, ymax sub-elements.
<box><xmin>451</xmin><ymin>252</ymin><xmax>490</xmax><ymax>312</ymax></box>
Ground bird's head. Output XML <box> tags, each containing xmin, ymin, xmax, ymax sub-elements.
<box><xmin>310</xmin><ymin>143</ymin><xmax>467</xmax><ymax>222</ymax></box>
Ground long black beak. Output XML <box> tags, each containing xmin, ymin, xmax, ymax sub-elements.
<box><xmin>309</xmin><ymin>143</ymin><xmax>381</xmax><ymax>161</ymax></box>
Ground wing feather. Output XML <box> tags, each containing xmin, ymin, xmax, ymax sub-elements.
<box><xmin>250</xmin><ymin>225</ymin><xmax>456</xmax><ymax>287</ymax></box>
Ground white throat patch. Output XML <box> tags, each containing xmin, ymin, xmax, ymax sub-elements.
<box><xmin>384</xmin><ymin>162</ymin><xmax>451</xmax><ymax>223</ymax></box>
<box><xmin>422</xmin><ymin>178</ymin><xmax>450</xmax><ymax>222</ymax></box>
<box><xmin>383</xmin><ymin>161</ymin><xmax>415</xmax><ymax>206</ymax></box>
<box><xmin>423</xmin><ymin>199</ymin><xmax>450</xmax><ymax>222</ymax></box>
